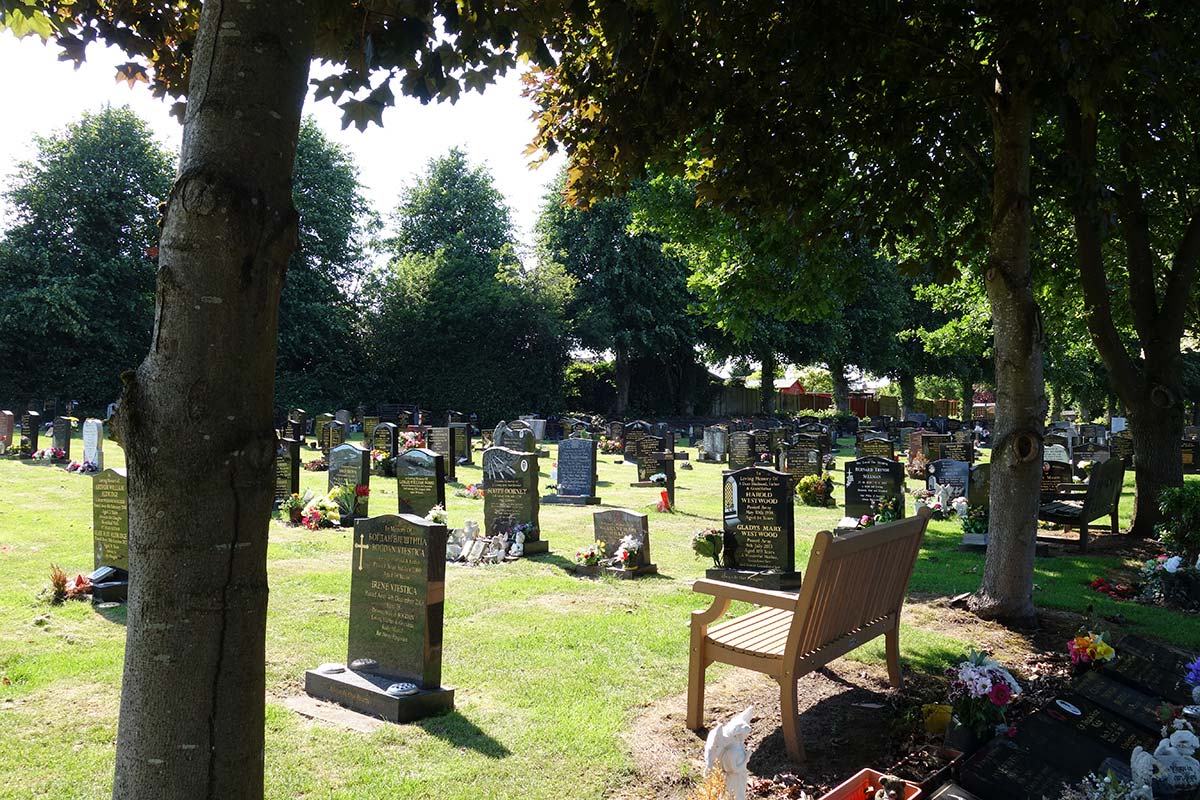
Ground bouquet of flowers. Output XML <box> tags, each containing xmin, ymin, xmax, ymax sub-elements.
<box><xmin>656</xmin><ymin>489</ymin><xmax>672</xmax><ymax>513</ymax></box>
<box><xmin>1139</xmin><ymin>553</ymin><xmax>1200</xmax><ymax>608</ymax></box>
<box><xmin>945</xmin><ymin>649</ymin><xmax>1020</xmax><ymax>737</ymax></box>
<box><xmin>648</xmin><ymin>472</ymin><xmax>668</xmax><ymax>485</ymax></box>
<box><xmin>575</xmin><ymin>541</ymin><xmax>604</xmax><ymax>567</ymax></box>
<box><xmin>371</xmin><ymin>448</ymin><xmax>395</xmax><ymax>476</ymax></box>
<box><xmin>454</xmin><ymin>483</ymin><xmax>484</xmax><ymax>500</ymax></box>
<box><xmin>66</xmin><ymin>460</ymin><xmax>99</xmax><ymax>474</ymax></box>
<box><xmin>301</xmin><ymin>493</ymin><xmax>342</xmax><ymax>529</ymax></box>
<box><xmin>1060</xmin><ymin>772</ymin><xmax>1152</xmax><ymax>800</ymax></box>
<box><xmin>693</xmin><ymin>529</ymin><xmax>723</xmax><ymax>568</ymax></box>
<box><xmin>956</xmin><ymin>502</ymin><xmax>988</xmax><ymax>536</ymax></box>
<box><xmin>615</xmin><ymin>535</ymin><xmax>642</xmax><ymax>569</ymax></box>
<box><xmin>598</xmin><ymin>436</ymin><xmax>623</xmax><ymax>455</ymax></box>
<box><xmin>427</xmin><ymin>504</ymin><xmax>448</xmax><ymax>525</ymax></box>
<box><xmin>399</xmin><ymin>431</ymin><xmax>425</xmax><ymax>450</ymax></box>
<box><xmin>912</xmin><ymin>488</ymin><xmax>948</xmax><ymax>520</ymax></box>
<box><xmin>1068</xmin><ymin>631</ymin><xmax>1115</xmax><ymax>666</ymax></box>
<box><xmin>33</xmin><ymin>447</ymin><xmax>67</xmax><ymax>462</ymax></box>
<box><xmin>303</xmin><ymin>457</ymin><xmax>328</xmax><ymax>472</ymax></box>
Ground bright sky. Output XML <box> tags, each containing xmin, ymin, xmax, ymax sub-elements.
<box><xmin>0</xmin><ymin>34</ymin><xmax>565</xmax><ymax>252</ymax></box>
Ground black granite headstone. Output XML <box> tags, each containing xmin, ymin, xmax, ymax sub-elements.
<box><xmin>927</xmin><ymin>459</ymin><xmax>970</xmax><ymax>499</ymax></box>
<box><xmin>711</xmin><ymin>466</ymin><xmax>799</xmax><ymax>589</ymax></box>
<box><xmin>274</xmin><ymin>438</ymin><xmax>300</xmax><ymax>503</ymax></box>
<box><xmin>592</xmin><ymin>508</ymin><xmax>656</xmax><ymax>577</ymax></box>
<box><xmin>634</xmin><ymin>436</ymin><xmax>666</xmax><ymax>480</ymax></box>
<box><xmin>395</xmin><ymin>448</ymin><xmax>446</xmax><ymax>518</ymax></box>
<box><xmin>482</xmin><ymin>446</ymin><xmax>546</xmax><ymax>554</ymax></box>
<box><xmin>844</xmin><ymin>456</ymin><xmax>906</xmax><ymax>519</ymax></box>
<box><xmin>779</xmin><ymin>444</ymin><xmax>821</xmax><ymax>482</ymax></box>
<box><xmin>858</xmin><ymin>435</ymin><xmax>895</xmax><ymax>460</ymax></box>
<box><xmin>622</xmin><ymin>420</ymin><xmax>651</xmax><ymax>464</ymax></box>
<box><xmin>727</xmin><ymin>431</ymin><xmax>755</xmax><ymax>471</ymax></box>
<box><xmin>547</xmin><ymin>437</ymin><xmax>599</xmax><ymax>505</ymax></box>
<box><xmin>373</xmin><ymin>422</ymin><xmax>399</xmax><ymax>457</ymax></box>
<box><xmin>426</xmin><ymin>427</ymin><xmax>457</xmax><ymax>481</ymax></box>
<box><xmin>92</xmin><ymin>467</ymin><xmax>129</xmax><ymax>602</ymax></box>
<box><xmin>1040</xmin><ymin>460</ymin><xmax>1073</xmax><ymax>502</ymax></box>
<box><xmin>19</xmin><ymin>410</ymin><xmax>39</xmax><ymax>458</ymax></box>
<box><xmin>1073</xmin><ymin>670</ymin><xmax>1164</xmax><ymax>734</ymax></box>
<box><xmin>967</xmin><ymin>462</ymin><xmax>991</xmax><ymax>510</ymax></box>
<box><xmin>449</xmin><ymin>422</ymin><xmax>472</xmax><ymax>465</ymax></box>
<box><xmin>328</xmin><ymin>444</ymin><xmax>370</xmax><ymax>519</ymax></box>
<box><xmin>52</xmin><ymin>416</ymin><xmax>71</xmax><ymax>459</ymax></box>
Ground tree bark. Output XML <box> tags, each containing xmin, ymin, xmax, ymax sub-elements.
<box><xmin>971</xmin><ymin>79</ymin><xmax>1042</xmax><ymax>626</ymax></box>
<box><xmin>1048</xmin><ymin>382</ymin><xmax>1063</xmax><ymax>421</ymax></box>
<box><xmin>759</xmin><ymin>346</ymin><xmax>777</xmax><ymax>416</ymax></box>
<box><xmin>614</xmin><ymin>341</ymin><xmax>630</xmax><ymax>417</ymax></box>
<box><xmin>898</xmin><ymin>371</ymin><xmax>916</xmax><ymax>420</ymax></box>
<box><xmin>111</xmin><ymin>1</ymin><xmax>316</xmax><ymax>798</ymax></box>
<box><xmin>829</xmin><ymin>357</ymin><xmax>850</xmax><ymax>413</ymax></box>
<box><xmin>959</xmin><ymin>376</ymin><xmax>974</xmax><ymax>422</ymax></box>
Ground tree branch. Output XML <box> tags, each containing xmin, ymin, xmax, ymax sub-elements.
<box><xmin>1116</xmin><ymin>145</ymin><xmax>1162</xmax><ymax>341</ymax></box>
<box><xmin>1159</xmin><ymin>210</ymin><xmax>1200</xmax><ymax>340</ymax></box>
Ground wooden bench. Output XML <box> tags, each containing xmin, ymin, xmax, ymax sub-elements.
<box><xmin>687</xmin><ymin>508</ymin><xmax>931</xmax><ymax>762</ymax></box>
<box><xmin>1037</xmin><ymin>455</ymin><xmax>1125</xmax><ymax>552</ymax></box>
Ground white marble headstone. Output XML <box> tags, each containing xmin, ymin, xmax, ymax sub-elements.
<box><xmin>82</xmin><ymin>418</ymin><xmax>104</xmax><ymax>469</ymax></box>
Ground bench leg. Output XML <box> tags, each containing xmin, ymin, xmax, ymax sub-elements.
<box><xmin>780</xmin><ymin>673</ymin><xmax>806</xmax><ymax>763</ymax></box>
<box><xmin>1111</xmin><ymin>511</ymin><xmax>1119</xmax><ymax>536</ymax></box>
<box><xmin>885</xmin><ymin>625</ymin><xmax>903</xmax><ymax>689</ymax></box>
<box><xmin>686</xmin><ymin>635</ymin><xmax>707</xmax><ymax>731</ymax></box>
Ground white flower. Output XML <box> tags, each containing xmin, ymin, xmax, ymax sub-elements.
<box><xmin>1165</xmin><ymin>555</ymin><xmax>1183</xmax><ymax>574</ymax></box>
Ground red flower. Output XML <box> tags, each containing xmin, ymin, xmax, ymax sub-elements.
<box><xmin>989</xmin><ymin>682</ymin><xmax>1012</xmax><ymax>707</ymax></box>
<box><xmin>355</xmin><ymin>485</ymin><xmax>370</xmax><ymax>497</ymax></box>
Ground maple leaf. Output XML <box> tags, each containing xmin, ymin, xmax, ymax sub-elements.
<box><xmin>115</xmin><ymin>61</ymin><xmax>149</xmax><ymax>88</ymax></box>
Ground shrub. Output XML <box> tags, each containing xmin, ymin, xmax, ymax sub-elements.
<box><xmin>796</xmin><ymin>473</ymin><xmax>835</xmax><ymax>507</ymax></box>
<box><xmin>1156</xmin><ymin>484</ymin><xmax>1200</xmax><ymax>563</ymax></box>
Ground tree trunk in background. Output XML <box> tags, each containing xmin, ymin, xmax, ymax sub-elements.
<box><xmin>898</xmin><ymin>372</ymin><xmax>916</xmax><ymax>420</ymax></box>
<box><xmin>759</xmin><ymin>347</ymin><xmax>777</xmax><ymax>416</ymax></box>
<box><xmin>1127</xmin><ymin>404</ymin><xmax>1183</xmax><ymax>536</ymax></box>
<box><xmin>959</xmin><ymin>376</ymin><xmax>974</xmax><ymax>422</ymax></box>
<box><xmin>111</xmin><ymin>1</ymin><xmax>316</xmax><ymax>797</ymax></box>
<box><xmin>829</xmin><ymin>358</ymin><xmax>850</xmax><ymax>413</ymax></box>
<box><xmin>971</xmin><ymin>81</ymin><xmax>1042</xmax><ymax>626</ymax></box>
<box><xmin>614</xmin><ymin>342</ymin><xmax>630</xmax><ymax>417</ymax></box>
<box><xmin>1048</xmin><ymin>383</ymin><xmax>1063</xmax><ymax>421</ymax></box>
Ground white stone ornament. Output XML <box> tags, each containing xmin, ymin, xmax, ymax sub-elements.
<box><xmin>704</xmin><ymin>706</ymin><xmax>753</xmax><ymax>800</ymax></box>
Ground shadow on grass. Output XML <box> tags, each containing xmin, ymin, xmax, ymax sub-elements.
<box><xmin>417</xmin><ymin>711</ymin><xmax>511</xmax><ymax>759</ymax></box>
<box><xmin>92</xmin><ymin>601</ymin><xmax>128</xmax><ymax>626</ymax></box>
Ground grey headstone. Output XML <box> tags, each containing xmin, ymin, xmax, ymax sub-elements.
<box><xmin>93</xmin><ymin>468</ymin><xmax>129</xmax><ymax>571</ymax></box>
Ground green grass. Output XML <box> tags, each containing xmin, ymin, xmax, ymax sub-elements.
<box><xmin>0</xmin><ymin>433</ymin><xmax>1194</xmax><ymax>798</ymax></box>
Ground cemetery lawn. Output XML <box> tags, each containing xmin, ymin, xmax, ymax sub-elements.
<box><xmin>0</xmin><ymin>436</ymin><xmax>1196</xmax><ymax>798</ymax></box>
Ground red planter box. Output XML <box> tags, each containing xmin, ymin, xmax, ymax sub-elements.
<box><xmin>818</xmin><ymin>768</ymin><xmax>923</xmax><ymax>800</ymax></box>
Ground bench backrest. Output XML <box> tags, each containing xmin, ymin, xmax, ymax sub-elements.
<box><xmin>786</xmin><ymin>508</ymin><xmax>931</xmax><ymax>662</ymax></box>
<box><xmin>1082</xmin><ymin>457</ymin><xmax>1125</xmax><ymax>519</ymax></box>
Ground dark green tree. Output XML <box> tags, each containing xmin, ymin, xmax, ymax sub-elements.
<box><xmin>367</xmin><ymin>149</ymin><xmax>569</xmax><ymax>420</ymax></box>
<box><xmin>275</xmin><ymin>119</ymin><xmax>376</xmax><ymax>412</ymax></box>
<box><xmin>0</xmin><ymin>106</ymin><xmax>173</xmax><ymax>410</ymax></box>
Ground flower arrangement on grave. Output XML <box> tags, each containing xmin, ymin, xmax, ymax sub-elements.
<box><xmin>32</xmin><ymin>447</ymin><xmax>67</xmax><ymax>462</ymax></box>
<box><xmin>905</xmin><ymin>451</ymin><xmax>930</xmax><ymax>479</ymax></box>
<box><xmin>648</xmin><ymin>472</ymin><xmax>668</xmax><ymax>486</ymax></box>
<box><xmin>575</xmin><ymin>541</ymin><xmax>604</xmax><ymax>567</ymax></box>
<box><xmin>454</xmin><ymin>483</ymin><xmax>484</xmax><ymax>500</ymax></box>
<box><xmin>598</xmin><ymin>436</ymin><xmax>622</xmax><ymax>454</ymax></box>
<box><xmin>1139</xmin><ymin>553</ymin><xmax>1200</xmax><ymax>609</ymax></box>
<box><xmin>693</xmin><ymin>529</ymin><xmax>723</xmax><ymax>568</ymax></box>
<box><xmin>278</xmin><ymin>491</ymin><xmax>311</xmax><ymax>524</ymax></box>
<box><xmin>1088</xmin><ymin>576</ymin><xmax>1137</xmax><ymax>601</ymax></box>
<box><xmin>303</xmin><ymin>456</ymin><xmax>328</xmax><ymax>472</ymax></box>
<box><xmin>427</xmin><ymin>504</ymin><xmax>448</xmax><ymax>526</ymax></box>
<box><xmin>944</xmin><ymin>649</ymin><xmax>1020</xmax><ymax>739</ymax></box>
<box><xmin>860</xmin><ymin>497</ymin><xmax>900</xmax><ymax>528</ymax></box>
<box><xmin>1068</xmin><ymin>630</ymin><xmax>1115</xmax><ymax>668</ymax></box>
<box><xmin>65</xmin><ymin>460</ymin><xmax>99</xmax><ymax>474</ymax></box>
<box><xmin>656</xmin><ymin>489</ymin><xmax>672</xmax><ymax>513</ymax></box>
<box><xmin>796</xmin><ymin>473</ymin><xmax>835</xmax><ymax>507</ymax></box>
<box><xmin>1060</xmin><ymin>772</ymin><xmax>1153</xmax><ymax>800</ymax></box>
<box><xmin>911</xmin><ymin>488</ymin><xmax>947</xmax><ymax>520</ymax></box>
<box><xmin>301</xmin><ymin>493</ymin><xmax>341</xmax><ymax>529</ymax></box>
<box><xmin>615</xmin><ymin>535</ymin><xmax>643</xmax><ymax>570</ymax></box>
<box><xmin>48</xmin><ymin>564</ymin><xmax>92</xmax><ymax>604</ymax></box>
<box><xmin>399</xmin><ymin>430</ymin><xmax>425</xmax><ymax>450</ymax></box>
<box><xmin>952</xmin><ymin>498</ymin><xmax>988</xmax><ymax>536</ymax></box>
<box><xmin>370</xmin><ymin>448</ymin><xmax>396</xmax><ymax>477</ymax></box>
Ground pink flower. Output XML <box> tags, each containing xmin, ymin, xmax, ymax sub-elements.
<box><xmin>989</xmin><ymin>682</ymin><xmax>1012</xmax><ymax>706</ymax></box>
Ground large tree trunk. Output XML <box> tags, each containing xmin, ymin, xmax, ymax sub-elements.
<box><xmin>614</xmin><ymin>341</ymin><xmax>630</xmax><ymax>417</ymax></box>
<box><xmin>111</xmin><ymin>1</ymin><xmax>316</xmax><ymax>797</ymax></box>
<box><xmin>759</xmin><ymin>346</ymin><xmax>777</xmax><ymax>416</ymax></box>
<box><xmin>829</xmin><ymin>357</ymin><xmax>850</xmax><ymax>413</ymax></box>
<box><xmin>959</xmin><ymin>376</ymin><xmax>974</xmax><ymax>422</ymax></box>
<box><xmin>1048</xmin><ymin>382</ymin><xmax>1063</xmax><ymax>421</ymax></box>
<box><xmin>971</xmin><ymin>82</ymin><xmax>1042</xmax><ymax>626</ymax></box>
<box><xmin>898</xmin><ymin>371</ymin><xmax>916</xmax><ymax>420</ymax></box>
<box><xmin>1127</xmin><ymin>402</ymin><xmax>1184</xmax><ymax>536</ymax></box>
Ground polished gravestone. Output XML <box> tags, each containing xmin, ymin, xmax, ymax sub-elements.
<box><xmin>844</xmin><ymin>456</ymin><xmax>905</xmax><ymax>519</ymax></box>
<box><xmin>0</xmin><ymin>410</ymin><xmax>12</xmax><ymax>451</ymax></box>
<box><xmin>940</xmin><ymin>433</ymin><xmax>974</xmax><ymax>463</ymax></box>
<box><xmin>52</xmin><ymin>416</ymin><xmax>72</xmax><ymax>459</ymax></box>
<box><xmin>544</xmin><ymin>437</ymin><xmax>599</xmax><ymax>505</ymax></box>
<box><xmin>92</xmin><ymin>468</ymin><xmax>129</xmax><ymax>602</ymax></box>
<box><xmin>362</xmin><ymin>415</ymin><xmax>380</xmax><ymax>445</ymax></box>
<box><xmin>328</xmin><ymin>444</ymin><xmax>370</xmax><ymax>520</ymax></box>
<box><xmin>726</xmin><ymin>431</ymin><xmax>755</xmax><ymax>471</ymax></box>
<box><xmin>321</xmin><ymin>420</ymin><xmax>346</xmax><ymax>455</ymax></box>
<box><xmin>967</xmin><ymin>463</ymin><xmax>991</xmax><ymax>509</ymax></box>
<box><xmin>709</xmin><ymin>466</ymin><xmax>799</xmax><ymax>590</ymax></box>
<box><xmin>274</xmin><ymin>438</ymin><xmax>300</xmax><ymax>504</ymax></box>
<box><xmin>631</xmin><ymin>451</ymin><xmax>676</xmax><ymax>505</ymax></box>
<box><xmin>1111</xmin><ymin>430</ymin><xmax>1133</xmax><ymax>466</ymax></box>
<box><xmin>593</xmin><ymin>508</ymin><xmax>657</xmax><ymax>578</ymax></box>
<box><xmin>19</xmin><ymin>410</ymin><xmax>40</xmax><ymax>458</ymax></box>
<box><xmin>1040</xmin><ymin>460</ymin><xmax>1073</xmax><ymax>503</ymax></box>
<box><xmin>622</xmin><ymin>420</ymin><xmax>651</xmax><ymax>464</ymax></box>
<box><xmin>395</xmin><ymin>448</ymin><xmax>445</xmax><ymax>518</ymax></box>
<box><xmin>373</xmin><ymin>422</ymin><xmax>399</xmax><ymax>457</ymax></box>
<box><xmin>305</xmin><ymin>514</ymin><xmax>454</xmax><ymax>722</ymax></box>
<box><xmin>858</xmin><ymin>435</ymin><xmax>895</xmax><ymax>460</ymax></box>
<box><xmin>959</xmin><ymin>738</ymin><xmax>1080</xmax><ymax>800</ymax></box>
<box><xmin>920</xmin><ymin>433</ymin><xmax>951</xmax><ymax>460</ymax></box>
<box><xmin>313</xmin><ymin>413</ymin><xmax>334</xmax><ymax>447</ymax></box>
<box><xmin>449</xmin><ymin>422</ymin><xmax>472</xmax><ymax>464</ymax></box>
<box><xmin>1073</xmin><ymin>669</ymin><xmax>1163</xmax><ymax>735</ymax></box>
<box><xmin>779</xmin><ymin>443</ymin><xmax>821</xmax><ymax>483</ymax></box>
<box><xmin>426</xmin><ymin>427</ymin><xmax>457</xmax><ymax>481</ymax></box>
<box><xmin>82</xmin><ymin>418</ymin><xmax>104</xmax><ymax>469</ymax></box>
<box><xmin>482</xmin><ymin>446</ymin><xmax>546</xmax><ymax>554</ymax></box>
<box><xmin>927</xmin><ymin>458</ymin><xmax>970</xmax><ymax>499</ymax></box>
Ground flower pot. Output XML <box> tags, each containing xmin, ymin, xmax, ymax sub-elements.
<box><xmin>289</xmin><ymin>508</ymin><xmax>302</xmax><ymax>525</ymax></box>
<box><xmin>575</xmin><ymin>564</ymin><xmax>599</xmax><ymax>577</ymax></box>
<box><xmin>943</xmin><ymin>718</ymin><xmax>984</xmax><ymax>756</ymax></box>
<box><xmin>818</xmin><ymin>768</ymin><xmax>922</xmax><ymax>800</ymax></box>
<box><xmin>887</xmin><ymin>746</ymin><xmax>963</xmax><ymax>795</ymax></box>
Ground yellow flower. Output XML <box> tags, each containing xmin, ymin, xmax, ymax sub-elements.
<box><xmin>1092</xmin><ymin>640</ymin><xmax>1115</xmax><ymax>661</ymax></box>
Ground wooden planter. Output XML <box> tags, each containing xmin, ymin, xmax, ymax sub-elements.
<box><xmin>818</xmin><ymin>769</ymin><xmax>922</xmax><ymax>800</ymax></box>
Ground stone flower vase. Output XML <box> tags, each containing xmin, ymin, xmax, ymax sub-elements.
<box><xmin>289</xmin><ymin>507</ymin><xmax>303</xmax><ymax>525</ymax></box>
<box><xmin>944</xmin><ymin>717</ymin><xmax>984</xmax><ymax>756</ymax></box>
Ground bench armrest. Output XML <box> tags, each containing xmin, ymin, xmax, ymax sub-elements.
<box><xmin>692</xmin><ymin>579</ymin><xmax>798</xmax><ymax>610</ymax></box>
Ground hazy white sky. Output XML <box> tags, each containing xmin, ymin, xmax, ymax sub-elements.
<box><xmin>0</xmin><ymin>33</ymin><xmax>565</xmax><ymax>250</ymax></box>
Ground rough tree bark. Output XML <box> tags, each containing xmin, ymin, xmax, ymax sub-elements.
<box><xmin>759</xmin><ymin>346</ymin><xmax>778</xmax><ymax>416</ymax></box>
<box><xmin>971</xmin><ymin>76</ymin><xmax>1043</xmax><ymax>626</ymax></box>
<box><xmin>1048</xmin><ymin>382</ymin><xmax>1063</xmax><ymax>421</ymax></box>
<box><xmin>898</xmin><ymin>371</ymin><xmax>916</xmax><ymax>420</ymax></box>
<box><xmin>829</xmin><ymin>357</ymin><xmax>850</xmax><ymax>413</ymax></box>
<box><xmin>614</xmin><ymin>341</ymin><xmax>630</xmax><ymax>416</ymax></box>
<box><xmin>959</xmin><ymin>376</ymin><xmax>974</xmax><ymax>422</ymax></box>
<box><xmin>1064</xmin><ymin>103</ymin><xmax>1198</xmax><ymax>537</ymax></box>
<box><xmin>111</xmin><ymin>1</ymin><xmax>317</xmax><ymax>797</ymax></box>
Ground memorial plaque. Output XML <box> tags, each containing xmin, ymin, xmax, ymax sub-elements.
<box><xmin>0</xmin><ymin>410</ymin><xmax>12</xmax><ymax>450</ymax></box>
<box><xmin>858</xmin><ymin>436</ymin><xmax>895</xmax><ymax>460</ymax></box>
<box><xmin>780</xmin><ymin>444</ymin><xmax>821</xmax><ymax>482</ymax></box>
<box><xmin>1111</xmin><ymin>431</ymin><xmax>1133</xmax><ymax>466</ymax></box>
<box><xmin>1101</xmin><ymin>646</ymin><xmax>1192</xmax><ymax>705</ymax></box>
<box><xmin>321</xmin><ymin>421</ymin><xmax>346</xmax><ymax>455</ymax></box>
<box><xmin>328</xmin><ymin>444</ymin><xmax>370</xmax><ymax>518</ymax></box>
<box><xmin>1007</xmin><ymin>709</ymin><xmax>1119</xmax><ymax>780</ymax></box>
<box><xmin>927</xmin><ymin>459</ymin><xmax>970</xmax><ymax>499</ymax></box>
<box><xmin>920</xmin><ymin>433</ymin><xmax>951</xmax><ymax>460</ymax></box>
<box><xmin>274</xmin><ymin>438</ymin><xmax>300</xmax><ymax>503</ymax></box>
<box><xmin>362</xmin><ymin>415</ymin><xmax>381</xmax><ymax>444</ymax></box>
<box><xmin>1073</xmin><ymin>670</ymin><xmax>1163</xmax><ymax>734</ymax></box>
<box><xmin>52</xmin><ymin>416</ymin><xmax>72</xmax><ymax>459</ymax></box>
<box><xmin>93</xmin><ymin>468</ymin><xmax>129</xmax><ymax>571</ymax></box>
<box><xmin>82</xmin><ymin>418</ymin><xmax>104</xmax><ymax>469</ymax></box>
<box><xmin>373</xmin><ymin>422</ymin><xmax>399</xmax><ymax>457</ymax></box>
<box><xmin>551</xmin><ymin>437</ymin><xmax>598</xmax><ymax>503</ymax></box>
<box><xmin>426</xmin><ymin>427</ymin><xmax>457</xmax><ymax>481</ymax></box>
<box><xmin>592</xmin><ymin>508</ymin><xmax>656</xmax><ymax>576</ymax></box>
<box><xmin>727</xmin><ymin>432</ymin><xmax>755</xmax><ymax>471</ymax></box>
<box><xmin>449</xmin><ymin>422</ymin><xmax>472</xmax><ymax>464</ymax></box>
<box><xmin>960</xmin><ymin>738</ymin><xmax>1081</xmax><ymax>800</ymax></box>
<box><xmin>720</xmin><ymin>467</ymin><xmax>795</xmax><ymax>573</ymax></box>
<box><xmin>482</xmin><ymin>447</ymin><xmax>545</xmax><ymax>553</ymax></box>
<box><xmin>634</xmin><ymin>436</ymin><xmax>666</xmax><ymax>480</ymax></box>
<box><xmin>844</xmin><ymin>456</ymin><xmax>905</xmax><ymax>519</ymax></box>
<box><xmin>19</xmin><ymin>410</ymin><xmax>40</xmax><ymax>458</ymax></box>
<box><xmin>1040</xmin><ymin>461</ymin><xmax>1073</xmax><ymax>502</ymax></box>
<box><xmin>940</xmin><ymin>437</ymin><xmax>974</xmax><ymax>463</ymax></box>
<box><xmin>1053</xmin><ymin>694</ymin><xmax>1156</xmax><ymax>757</ymax></box>
<box><xmin>622</xmin><ymin>421</ymin><xmax>651</xmax><ymax>464</ymax></box>
<box><xmin>750</xmin><ymin>430</ymin><xmax>774</xmax><ymax>463</ymax></box>
<box><xmin>395</xmin><ymin>448</ymin><xmax>446</xmax><ymax>518</ymax></box>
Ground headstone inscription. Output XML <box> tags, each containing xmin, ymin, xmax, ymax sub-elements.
<box><xmin>545</xmin><ymin>437</ymin><xmax>599</xmax><ymax>505</ymax></box>
<box><xmin>1040</xmin><ymin>461</ymin><xmax>1074</xmax><ymax>503</ymax></box>
<box><xmin>92</xmin><ymin>467</ymin><xmax>130</xmax><ymax>602</ymax></box>
<box><xmin>726</xmin><ymin>431</ymin><xmax>755</xmax><ymax>471</ymax></box>
<box><xmin>779</xmin><ymin>444</ymin><xmax>821</xmax><ymax>483</ymax></box>
<box><xmin>19</xmin><ymin>410</ymin><xmax>40</xmax><ymax>458</ymax></box>
<box><xmin>593</xmin><ymin>508</ymin><xmax>656</xmax><ymax>577</ymax></box>
<box><xmin>362</xmin><ymin>415</ymin><xmax>381</xmax><ymax>445</ymax></box>
<box><xmin>426</xmin><ymin>427</ymin><xmax>457</xmax><ymax>481</ymax></box>
<box><xmin>481</xmin><ymin>447</ymin><xmax>546</xmax><ymax>555</ymax></box>
<box><xmin>711</xmin><ymin>466</ymin><xmax>800</xmax><ymax>590</ymax></box>
<box><xmin>52</xmin><ymin>416</ymin><xmax>72</xmax><ymax>459</ymax></box>
<box><xmin>1111</xmin><ymin>430</ymin><xmax>1133</xmax><ymax>466</ymax></box>
<box><xmin>940</xmin><ymin>432</ymin><xmax>974</xmax><ymax>463</ymax></box>
<box><xmin>328</xmin><ymin>444</ymin><xmax>370</xmax><ymax>520</ymax></box>
<box><xmin>967</xmin><ymin>462</ymin><xmax>991</xmax><ymax>510</ymax></box>
<box><xmin>844</xmin><ymin>456</ymin><xmax>906</xmax><ymax>519</ymax></box>
<box><xmin>373</xmin><ymin>422</ymin><xmax>399</xmax><ymax>457</ymax></box>
<box><xmin>750</xmin><ymin>429</ymin><xmax>774</xmax><ymax>465</ymax></box>
<box><xmin>959</xmin><ymin>738</ymin><xmax>1080</xmax><ymax>800</ymax></box>
<box><xmin>81</xmin><ymin>418</ymin><xmax>104</xmax><ymax>469</ymax></box>
<box><xmin>314</xmin><ymin>412</ymin><xmax>334</xmax><ymax>446</ymax></box>
<box><xmin>304</xmin><ymin>514</ymin><xmax>454</xmax><ymax>722</ymax></box>
<box><xmin>1100</xmin><ymin>639</ymin><xmax>1193</xmax><ymax>705</ymax></box>
<box><xmin>395</xmin><ymin>448</ymin><xmax>446</xmax><ymax>518</ymax></box>
<box><xmin>449</xmin><ymin>422</ymin><xmax>472</xmax><ymax>464</ymax></box>
<box><xmin>633</xmin><ymin>451</ymin><xmax>676</xmax><ymax>505</ymax></box>
<box><xmin>633</xmin><ymin>435</ymin><xmax>665</xmax><ymax>481</ymax></box>
<box><xmin>606</xmin><ymin>420</ymin><xmax>624</xmax><ymax>443</ymax></box>
<box><xmin>927</xmin><ymin>459</ymin><xmax>970</xmax><ymax>499</ymax></box>
<box><xmin>622</xmin><ymin>421</ymin><xmax>651</xmax><ymax>464</ymax></box>
<box><xmin>1073</xmin><ymin>670</ymin><xmax>1164</xmax><ymax>735</ymax></box>
<box><xmin>858</xmin><ymin>435</ymin><xmax>895</xmax><ymax>460</ymax></box>
<box><xmin>321</xmin><ymin>421</ymin><xmax>346</xmax><ymax>455</ymax></box>
<box><xmin>274</xmin><ymin>438</ymin><xmax>301</xmax><ymax>503</ymax></box>
<box><xmin>1044</xmin><ymin>443</ymin><xmax>1070</xmax><ymax>463</ymax></box>
<box><xmin>920</xmin><ymin>433</ymin><xmax>951</xmax><ymax>461</ymax></box>
<box><xmin>0</xmin><ymin>410</ymin><xmax>12</xmax><ymax>451</ymax></box>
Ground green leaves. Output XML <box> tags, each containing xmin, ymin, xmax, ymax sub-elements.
<box><xmin>338</xmin><ymin>96</ymin><xmax>385</xmax><ymax>132</ymax></box>
<box><xmin>0</xmin><ymin>1</ymin><xmax>56</xmax><ymax>40</ymax></box>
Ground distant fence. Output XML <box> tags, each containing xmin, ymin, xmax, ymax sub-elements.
<box><xmin>708</xmin><ymin>387</ymin><xmax>958</xmax><ymax>419</ymax></box>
